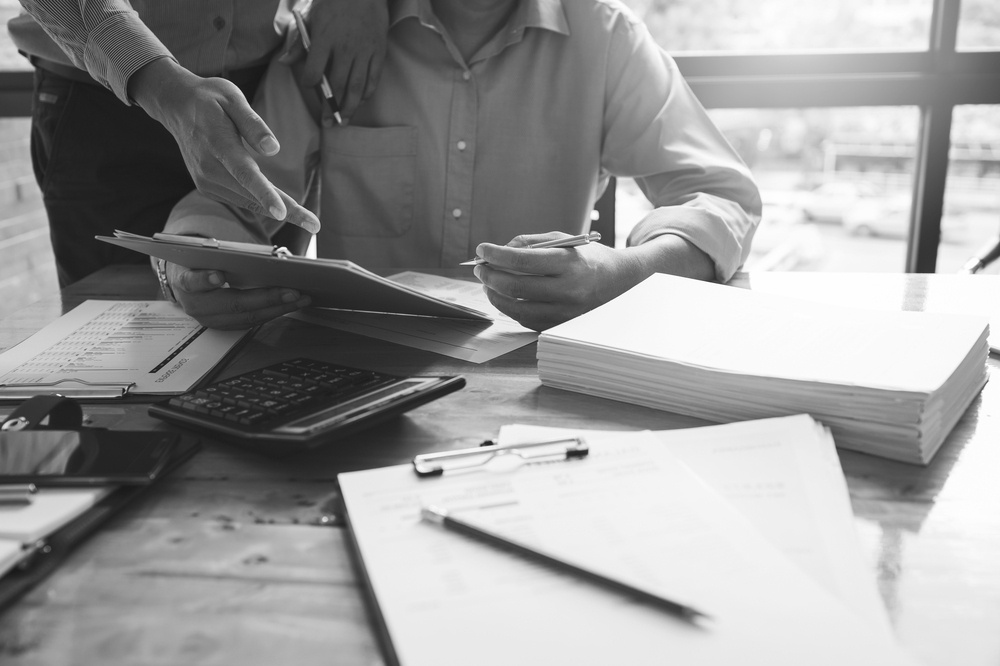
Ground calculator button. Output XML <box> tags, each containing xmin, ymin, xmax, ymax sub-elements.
<box><xmin>154</xmin><ymin>358</ymin><xmax>408</xmax><ymax>437</ymax></box>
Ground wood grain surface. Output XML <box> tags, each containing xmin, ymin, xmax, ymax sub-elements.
<box><xmin>1</xmin><ymin>266</ymin><xmax>998</xmax><ymax>666</ymax></box>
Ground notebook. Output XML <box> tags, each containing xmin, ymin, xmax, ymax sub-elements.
<box><xmin>537</xmin><ymin>273</ymin><xmax>989</xmax><ymax>464</ymax></box>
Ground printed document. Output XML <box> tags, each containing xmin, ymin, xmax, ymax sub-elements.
<box><xmin>340</xmin><ymin>425</ymin><xmax>917</xmax><ymax>666</ymax></box>
<box><xmin>0</xmin><ymin>301</ymin><xmax>248</xmax><ymax>396</ymax></box>
<box><xmin>499</xmin><ymin>416</ymin><xmax>891</xmax><ymax>636</ymax></box>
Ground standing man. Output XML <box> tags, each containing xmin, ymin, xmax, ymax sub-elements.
<box><xmin>11</xmin><ymin>0</ymin><xmax>387</xmax><ymax>285</ymax></box>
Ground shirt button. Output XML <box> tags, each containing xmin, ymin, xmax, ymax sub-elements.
<box><xmin>457</xmin><ymin>140</ymin><xmax>467</xmax><ymax>151</ymax></box>
<box><xmin>462</xmin><ymin>71</ymin><xmax>471</xmax><ymax>81</ymax></box>
<box><xmin>452</xmin><ymin>208</ymin><xmax>463</xmax><ymax>219</ymax></box>
<box><xmin>213</xmin><ymin>16</ymin><xmax>226</xmax><ymax>30</ymax></box>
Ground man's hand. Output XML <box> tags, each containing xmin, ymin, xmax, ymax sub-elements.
<box><xmin>472</xmin><ymin>233</ymin><xmax>716</xmax><ymax>331</ymax></box>
<box><xmin>129</xmin><ymin>58</ymin><xmax>321</xmax><ymax>233</ymax></box>
<box><xmin>167</xmin><ymin>263</ymin><xmax>312</xmax><ymax>330</ymax></box>
<box><xmin>472</xmin><ymin>233</ymin><xmax>638</xmax><ymax>331</ymax></box>
<box><xmin>299</xmin><ymin>0</ymin><xmax>389</xmax><ymax>121</ymax></box>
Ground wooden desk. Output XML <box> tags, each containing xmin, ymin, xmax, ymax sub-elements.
<box><xmin>0</xmin><ymin>266</ymin><xmax>998</xmax><ymax>665</ymax></box>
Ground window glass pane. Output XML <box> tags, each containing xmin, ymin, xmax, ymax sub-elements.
<box><xmin>0</xmin><ymin>0</ymin><xmax>32</xmax><ymax>71</ymax></box>
<box><xmin>622</xmin><ymin>0</ymin><xmax>932</xmax><ymax>53</ymax></box>
<box><xmin>615</xmin><ymin>107</ymin><xmax>921</xmax><ymax>273</ymax></box>
<box><xmin>937</xmin><ymin>105</ymin><xmax>1000</xmax><ymax>273</ymax></box>
<box><xmin>958</xmin><ymin>0</ymin><xmax>1000</xmax><ymax>50</ymax></box>
<box><xmin>0</xmin><ymin>118</ymin><xmax>55</xmax><ymax>319</ymax></box>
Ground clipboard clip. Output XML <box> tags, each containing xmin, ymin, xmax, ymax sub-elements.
<box><xmin>412</xmin><ymin>437</ymin><xmax>588</xmax><ymax>477</ymax></box>
<box><xmin>0</xmin><ymin>379</ymin><xmax>135</xmax><ymax>401</ymax></box>
<box><xmin>147</xmin><ymin>232</ymin><xmax>292</xmax><ymax>258</ymax></box>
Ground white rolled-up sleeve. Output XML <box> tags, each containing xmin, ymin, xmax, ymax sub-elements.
<box><xmin>600</xmin><ymin>14</ymin><xmax>761</xmax><ymax>281</ymax></box>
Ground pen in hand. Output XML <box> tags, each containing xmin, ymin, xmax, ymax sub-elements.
<box><xmin>420</xmin><ymin>504</ymin><xmax>710</xmax><ymax>624</ymax></box>
<box><xmin>460</xmin><ymin>231</ymin><xmax>602</xmax><ymax>266</ymax></box>
<box><xmin>292</xmin><ymin>9</ymin><xmax>343</xmax><ymax>125</ymax></box>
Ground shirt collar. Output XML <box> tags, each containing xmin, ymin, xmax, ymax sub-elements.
<box><xmin>389</xmin><ymin>0</ymin><xmax>569</xmax><ymax>36</ymax></box>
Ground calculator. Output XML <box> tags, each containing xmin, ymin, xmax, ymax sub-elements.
<box><xmin>148</xmin><ymin>358</ymin><xmax>465</xmax><ymax>455</ymax></box>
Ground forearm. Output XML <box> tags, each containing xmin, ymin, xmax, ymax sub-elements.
<box><xmin>127</xmin><ymin>57</ymin><xmax>194</xmax><ymax>122</ymax></box>
<box><xmin>626</xmin><ymin>234</ymin><xmax>715</xmax><ymax>283</ymax></box>
<box><xmin>627</xmin><ymin>198</ymin><xmax>759</xmax><ymax>282</ymax></box>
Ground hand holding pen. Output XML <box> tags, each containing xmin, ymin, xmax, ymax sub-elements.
<box><xmin>470</xmin><ymin>229</ymin><xmax>638</xmax><ymax>331</ymax></box>
<box><xmin>292</xmin><ymin>8</ymin><xmax>343</xmax><ymax>124</ymax></box>
<box><xmin>461</xmin><ymin>232</ymin><xmax>602</xmax><ymax>266</ymax></box>
<box><xmin>291</xmin><ymin>0</ymin><xmax>389</xmax><ymax>123</ymax></box>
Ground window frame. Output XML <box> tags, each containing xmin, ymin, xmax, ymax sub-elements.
<box><xmin>1</xmin><ymin>0</ymin><xmax>998</xmax><ymax>271</ymax></box>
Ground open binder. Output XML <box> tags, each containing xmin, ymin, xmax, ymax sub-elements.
<box><xmin>97</xmin><ymin>231</ymin><xmax>492</xmax><ymax>321</ymax></box>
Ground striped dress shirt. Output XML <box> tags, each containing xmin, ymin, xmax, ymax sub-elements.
<box><xmin>19</xmin><ymin>0</ymin><xmax>289</xmax><ymax>103</ymax></box>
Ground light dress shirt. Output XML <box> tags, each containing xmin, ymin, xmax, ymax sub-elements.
<box><xmin>18</xmin><ymin>0</ymin><xmax>289</xmax><ymax>103</ymax></box>
<box><xmin>167</xmin><ymin>0</ymin><xmax>761</xmax><ymax>280</ymax></box>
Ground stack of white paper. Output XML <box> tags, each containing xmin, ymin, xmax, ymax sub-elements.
<box><xmin>537</xmin><ymin>274</ymin><xmax>989</xmax><ymax>464</ymax></box>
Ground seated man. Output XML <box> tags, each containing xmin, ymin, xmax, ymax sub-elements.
<box><xmin>162</xmin><ymin>0</ymin><xmax>762</xmax><ymax>331</ymax></box>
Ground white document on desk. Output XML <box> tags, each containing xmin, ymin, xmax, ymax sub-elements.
<box><xmin>500</xmin><ymin>415</ymin><xmax>892</xmax><ymax>638</ymax></box>
<box><xmin>0</xmin><ymin>487</ymin><xmax>112</xmax><ymax>543</ymax></box>
<box><xmin>0</xmin><ymin>539</ymin><xmax>21</xmax><ymax>579</ymax></box>
<box><xmin>0</xmin><ymin>300</ymin><xmax>248</xmax><ymax>396</ymax></box>
<box><xmin>290</xmin><ymin>272</ymin><xmax>537</xmax><ymax>363</ymax></box>
<box><xmin>340</xmin><ymin>426</ymin><xmax>916</xmax><ymax>666</ymax></box>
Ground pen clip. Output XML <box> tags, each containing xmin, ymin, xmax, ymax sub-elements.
<box><xmin>412</xmin><ymin>437</ymin><xmax>588</xmax><ymax>477</ymax></box>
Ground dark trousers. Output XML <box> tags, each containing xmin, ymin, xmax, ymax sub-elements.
<box><xmin>30</xmin><ymin>66</ymin><xmax>265</xmax><ymax>287</ymax></box>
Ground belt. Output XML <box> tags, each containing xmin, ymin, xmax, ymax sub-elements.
<box><xmin>30</xmin><ymin>57</ymin><xmax>269</xmax><ymax>95</ymax></box>
<box><xmin>30</xmin><ymin>55</ymin><xmax>98</xmax><ymax>85</ymax></box>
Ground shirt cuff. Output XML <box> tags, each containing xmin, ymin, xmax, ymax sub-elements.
<box><xmin>83</xmin><ymin>10</ymin><xmax>174</xmax><ymax>104</ymax></box>
<box><xmin>627</xmin><ymin>205</ymin><xmax>753</xmax><ymax>282</ymax></box>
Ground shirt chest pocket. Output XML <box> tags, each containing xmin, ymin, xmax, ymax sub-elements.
<box><xmin>320</xmin><ymin>125</ymin><xmax>416</xmax><ymax>237</ymax></box>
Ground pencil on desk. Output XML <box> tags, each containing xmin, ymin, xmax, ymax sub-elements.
<box><xmin>420</xmin><ymin>504</ymin><xmax>710</xmax><ymax>623</ymax></box>
<box><xmin>292</xmin><ymin>9</ymin><xmax>343</xmax><ymax>125</ymax></box>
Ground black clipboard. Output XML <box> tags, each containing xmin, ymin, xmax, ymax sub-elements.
<box><xmin>97</xmin><ymin>231</ymin><xmax>492</xmax><ymax>321</ymax></box>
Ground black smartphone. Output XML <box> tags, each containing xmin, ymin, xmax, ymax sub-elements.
<box><xmin>0</xmin><ymin>430</ymin><xmax>180</xmax><ymax>485</ymax></box>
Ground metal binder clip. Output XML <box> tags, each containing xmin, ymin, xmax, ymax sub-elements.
<box><xmin>412</xmin><ymin>437</ymin><xmax>589</xmax><ymax>477</ymax></box>
<box><xmin>1</xmin><ymin>417</ymin><xmax>30</xmax><ymax>431</ymax></box>
<box><xmin>0</xmin><ymin>379</ymin><xmax>135</xmax><ymax>400</ymax></box>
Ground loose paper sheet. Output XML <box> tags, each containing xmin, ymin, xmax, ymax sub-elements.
<box><xmin>0</xmin><ymin>487</ymin><xmax>112</xmax><ymax>543</ymax></box>
<box><xmin>290</xmin><ymin>272</ymin><xmax>537</xmax><ymax>363</ymax></box>
<box><xmin>500</xmin><ymin>415</ymin><xmax>892</xmax><ymax>636</ymax></box>
<box><xmin>340</xmin><ymin>423</ymin><xmax>916</xmax><ymax>666</ymax></box>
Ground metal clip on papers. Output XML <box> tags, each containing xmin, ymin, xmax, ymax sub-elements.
<box><xmin>412</xmin><ymin>437</ymin><xmax>589</xmax><ymax>477</ymax></box>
